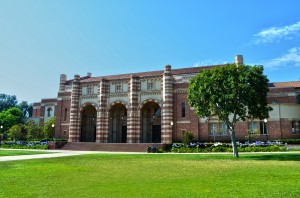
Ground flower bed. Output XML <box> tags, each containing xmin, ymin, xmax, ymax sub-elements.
<box><xmin>171</xmin><ymin>141</ymin><xmax>288</xmax><ymax>153</ymax></box>
<box><xmin>0</xmin><ymin>141</ymin><xmax>49</xmax><ymax>150</ymax></box>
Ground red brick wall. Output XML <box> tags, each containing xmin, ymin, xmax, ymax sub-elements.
<box><xmin>55</xmin><ymin>99</ymin><xmax>71</xmax><ymax>138</ymax></box>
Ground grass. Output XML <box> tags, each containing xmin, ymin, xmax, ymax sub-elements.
<box><xmin>0</xmin><ymin>153</ymin><xmax>299</xmax><ymax>198</ymax></box>
<box><xmin>0</xmin><ymin>149</ymin><xmax>49</xmax><ymax>156</ymax></box>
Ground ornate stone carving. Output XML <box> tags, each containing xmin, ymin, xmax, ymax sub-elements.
<box><xmin>175</xmin><ymin>89</ymin><xmax>188</xmax><ymax>93</ymax></box>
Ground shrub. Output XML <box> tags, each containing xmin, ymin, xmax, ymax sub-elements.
<box><xmin>182</xmin><ymin>131</ymin><xmax>194</xmax><ymax>144</ymax></box>
<box><xmin>0</xmin><ymin>141</ymin><xmax>48</xmax><ymax>150</ymax></box>
<box><xmin>279</xmin><ymin>139</ymin><xmax>300</xmax><ymax>144</ymax></box>
<box><xmin>171</xmin><ymin>142</ymin><xmax>288</xmax><ymax>153</ymax></box>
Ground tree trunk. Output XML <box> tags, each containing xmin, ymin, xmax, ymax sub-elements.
<box><xmin>229</xmin><ymin>128</ymin><xmax>239</xmax><ymax>158</ymax></box>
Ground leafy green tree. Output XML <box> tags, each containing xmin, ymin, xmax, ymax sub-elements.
<box><xmin>25</xmin><ymin>120</ymin><xmax>44</xmax><ymax>140</ymax></box>
<box><xmin>8</xmin><ymin>124</ymin><xmax>23</xmax><ymax>141</ymax></box>
<box><xmin>18</xmin><ymin>101</ymin><xmax>33</xmax><ymax>117</ymax></box>
<box><xmin>187</xmin><ymin>64</ymin><xmax>272</xmax><ymax>157</ymax></box>
<box><xmin>43</xmin><ymin>117</ymin><xmax>56</xmax><ymax>140</ymax></box>
<box><xmin>0</xmin><ymin>107</ymin><xmax>23</xmax><ymax>136</ymax></box>
<box><xmin>0</xmin><ymin>94</ymin><xmax>18</xmax><ymax>112</ymax></box>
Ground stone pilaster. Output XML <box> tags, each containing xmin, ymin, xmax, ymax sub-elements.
<box><xmin>97</xmin><ymin>78</ymin><xmax>109</xmax><ymax>143</ymax></box>
<box><xmin>235</xmin><ymin>55</ymin><xmax>243</xmax><ymax>66</ymax></box>
<box><xmin>68</xmin><ymin>75</ymin><xmax>81</xmax><ymax>142</ymax></box>
<box><xmin>127</xmin><ymin>75</ymin><xmax>140</xmax><ymax>143</ymax></box>
<box><xmin>59</xmin><ymin>74</ymin><xmax>67</xmax><ymax>92</ymax></box>
<box><xmin>161</xmin><ymin>65</ymin><xmax>173</xmax><ymax>143</ymax></box>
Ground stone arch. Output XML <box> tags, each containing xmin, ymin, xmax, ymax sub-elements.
<box><xmin>80</xmin><ymin>102</ymin><xmax>98</xmax><ymax>112</ymax></box>
<box><xmin>138</xmin><ymin>99</ymin><xmax>162</xmax><ymax>110</ymax></box>
<box><xmin>80</xmin><ymin>104</ymin><xmax>97</xmax><ymax>142</ymax></box>
<box><xmin>107</xmin><ymin>100</ymin><xmax>129</xmax><ymax>112</ymax></box>
<box><xmin>139</xmin><ymin>99</ymin><xmax>162</xmax><ymax>143</ymax></box>
<box><xmin>108</xmin><ymin>102</ymin><xmax>128</xmax><ymax>143</ymax></box>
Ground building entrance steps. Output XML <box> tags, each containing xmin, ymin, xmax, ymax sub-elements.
<box><xmin>59</xmin><ymin>142</ymin><xmax>166</xmax><ymax>152</ymax></box>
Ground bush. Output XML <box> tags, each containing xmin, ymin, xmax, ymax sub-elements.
<box><xmin>279</xmin><ymin>139</ymin><xmax>300</xmax><ymax>144</ymax></box>
<box><xmin>171</xmin><ymin>142</ymin><xmax>288</xmax><ymax>153</ymax></box>
<box><xmin>182</xmin><ymin>131</ymin><xmax>194</xmax><ymax>144</ymax></box>
<box><xmin>0</xmin><ymin>141</ymin><xmax>48</xmax><ymax>150</ymax></box>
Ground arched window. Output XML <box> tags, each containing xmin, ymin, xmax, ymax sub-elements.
<box><xmin>181</xmin><ymin>102</ymin><xmax>186</xmax><ymax>117</ymax></box>
<box><xmin>47</xmin><ymin>107</ymin><xmax>52</xmax><ymax>117</ymax></box>
<box><xmin>64</xmin><ymin>108</ymin><xmax>68</xmax><ymax>121</ymax></box>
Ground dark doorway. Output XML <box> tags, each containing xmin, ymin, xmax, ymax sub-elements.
<box><xmin>152</xmin><ymin>125</ymin><xmax>161</xmax><ymax>143</ymax></box>
<box><xmin>109</xmin><ymin>103</ymin><xmax>127</xmax><ymax>143</ymax></box>
<box><xmin>141</xmin><ymin>101</ymin><xmax>161</xmax><ymax>143</ymax></box>
<box><xmin>122</xmin><ymin>126</ymin><xmax>127</xmax><ymax>143</ymax></box>
<box><xmin>81</xmin><ymin>105</ymin><xmax>97</xmax><ymax>142</ymax></box>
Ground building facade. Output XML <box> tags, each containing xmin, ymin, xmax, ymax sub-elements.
<box><xmin>32</xmin><ymin>55</ymin><xmax>300</xmax><ymax>143</ymax></box>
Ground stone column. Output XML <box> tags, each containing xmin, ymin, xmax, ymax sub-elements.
<box><xmin>161</xmin><ymin>65</ymin><xmax>173</xmax><ymax>143</ymax></box>
<box><xmin>127</xmin><ymin>75</ymin><xmax>141</xmax><ymax>143</ymax></box>
<box><xmin>97</xmin><ymin>78</ymin><xmax>109</xmax><ymax>143</ymax></box>
<box><xmin>235</xmin><ymin>55</ymin><xmax>243</xmax><ymax>66</ymax></box>
<box><xmin>59</xmin><ymin>74</ymin><xmax>67</xmax><ymax>92</ymax></box>
<box><xmin>69</xmin><ymin>75</ymin><xmax>81</xmax><ymax>142</ymax></box>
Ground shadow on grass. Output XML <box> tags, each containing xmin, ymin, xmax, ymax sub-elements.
<box><xmin>241</xmin><ymin>153</ymin><xmax>300</xmax><ymax>161</ymax></box>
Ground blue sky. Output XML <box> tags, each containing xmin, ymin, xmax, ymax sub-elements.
<box><xmin>1</xmin><ymin>0</ymin><xmax>300</xmax><ymax>103</ymax></box>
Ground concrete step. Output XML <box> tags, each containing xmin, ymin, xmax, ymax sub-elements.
<box><xmin>60</xmin><ymin>142</ymin><xmax>166</xmax><ymax>152</ymax></box>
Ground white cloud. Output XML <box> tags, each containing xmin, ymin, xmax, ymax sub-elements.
<box><xmin>254</xmin><ymin>21</ymin><xmax>300</xmax><ymax>44</ymax></box>
<box><xmin>264</xmin><ymin>47</ymin><xmax>300</xmax><ymax>69</ymax></box>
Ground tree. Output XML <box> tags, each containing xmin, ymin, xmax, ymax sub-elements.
<box><xmin>25</xmin><ymin>120</ymin><xmax>44</xmax><ymax>140</ymax></box>
<box><xmin>0</xmin><ymin>94</ymin><xmax>18</xmax><ymax>112</ymax></box>
<box><xmin>187</xmin><ymin>64</ymin><xmax>272</xmax><ymax>157</ymax></box>
<box><xmin>0</xmin><ymin>107</ymin><xmax>23</xmax><ymax>135</ymax></box>
<box><xmin>8</xmin><ymin>124</ymin><xmax>23</xmax><ymax>141</ymax></box>
<box><xmin>18</xmin><ymin>101</ymin><xmax>33</xmax><ymax>117</ymax></box>
<box><xmin>43</xmin><ymin>117</ymin><xmax>56</xmax><ymax>140</ymax></box>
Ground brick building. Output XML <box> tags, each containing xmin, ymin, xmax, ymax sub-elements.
<box><xmin>32</xmin><ymin>55</ymin><xmax>300</xmax><ymax>143</ymax></box>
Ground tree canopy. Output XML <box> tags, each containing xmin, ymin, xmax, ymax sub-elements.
<box><xmin>18</xmin><ymin>101</ymin><xmax>33</xmax><ymax>117</ymax></box>
<box><xmin>0</xmin><ymin>107</ymin><xmax>23</xmax><ymax>133</ymax></box>
<box><xmin>0</xmin><ymin>93</ymin><xmax>18</xmax><ymax>112</ymax></box>
<box><xmin>187</xmin><ymin>64</ymin><xmax>272</xmax><ymax>157</ymax></box>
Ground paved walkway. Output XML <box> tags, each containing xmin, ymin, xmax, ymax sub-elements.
<box><xmin>0</xmin><ymin>149</ymin><xmax>146</xmax><ymax>162</ymax></box>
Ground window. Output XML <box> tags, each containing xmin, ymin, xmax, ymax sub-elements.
<box><xmin>63</xmin><ymin>130</ymin><xmax>67</xmax><ymax>135</ymax></box>
<box><xmin>292</xmin><ymin>121</ymin><xmax>300</xmax><ymax>134</ymax></box>
<box><xmin>248</xmin><ymin>122</ymin><xmax>257</xmax><ymax>134</ymax></box>
<box><xmin>116</xmin><ymin>84</ymin><xmax>122</xmax><ymax>92</ymax></box>
<box><xmin>154</xmin><ymin>107</ymin><xmax>161</xmax><ymax>118</ymax></box>
<box><xmin>210</xmin><ymin>123</ymin><xmax>217</xmax><ymax>135</ymax></box>
<box><xmin>260</xmin><ymin>121</ymin><xmax>268</xmax><ymax>135</ymax></box>
<box><xmin>147</xmin><ymin>81</ymin><xmax>154</xmax><ymax>90</ymax></box>
<box><xmin>220</xmin><ymin>123</ymin><xmax>227</xmax><ymax>135</ymax></box>
<box><xmin>181</xmin><ymin>102</ymin><xmax>186</xmax><ymax>117</ymax></box>
<box><xmin>210</xmin><ymin>122</ymin><xmax>227</xmax><ymax>136</ymax></box>
<box><xmin>64</xmin><ymin>108</ymin><xmax>68</xmax><ymax>121</ymax></box>
<box><xmin>47</xmin><ymin>107</ymin><xmax>52</xmax><ymax>117</ymax></box>
<box><xmin>87</xmin><ymin>87</ymin><xmax>92</xmax><ymax>95</ymax></box>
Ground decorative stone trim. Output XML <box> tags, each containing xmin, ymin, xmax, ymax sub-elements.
<box><xmin>140</xmin><ymin>91</ymin><xmax>162</xmax><ymax>95</ymax></box>
<box><xmin>108</xmin><ymin>93</ymin><xmax>129</xmax><ymax>97</ymax></box>
<box><xmin>174</xmin><ymin>89</ymin><xmax>188</xmax><ymax>93</ymax></box>
<box><xmin>80</xmin><ymin>95</ymin><xmax>98</xmax><ymax>99</ymax></box>
<box><xmin>268</xmin><ymin>93</ymin><xmax>289</xmax><ymax>97</ymax></box>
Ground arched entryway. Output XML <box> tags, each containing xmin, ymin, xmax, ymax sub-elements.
<box><xmin>109</xmin><ymin>103</ymin><xmax>127</xmax><ymax>143</ymax></box>
<box><xmin>141</xmin><ymin>101</ymin><xmax>161</xmax><ymax>143</ymax></box>
<box><xmin>80</xmin><ymin>105</ymin><xmax>97</xmax><ymax>142</ymax></box>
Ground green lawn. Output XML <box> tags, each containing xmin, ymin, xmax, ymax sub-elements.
<box><xmin>0</xmin><ymin>153</ymin><xmax>299</xmax><ymax>198</ymax></box>
<box><xmin>0</xmin><ymin>149</ymin><xmax>49</xmax><ymax>156</ymax></box>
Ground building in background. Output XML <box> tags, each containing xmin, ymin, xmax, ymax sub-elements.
<box><xmin>32</xmin><ymin>55</ymin><xmax>300</xmax><ymax>143</ymax></box>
